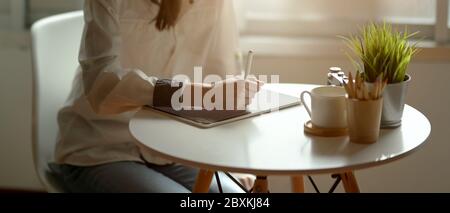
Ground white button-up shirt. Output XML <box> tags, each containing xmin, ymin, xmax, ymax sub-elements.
<box><xmin>55</xmin><ymin>0</ymin><xmax>241</xmax><ymax>166</ymax></box>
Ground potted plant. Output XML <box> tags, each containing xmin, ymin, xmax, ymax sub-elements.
<box><xmin>341</xmin><ymin>22</ymin><xmax>420</xmax><ymax>128</ymax></box>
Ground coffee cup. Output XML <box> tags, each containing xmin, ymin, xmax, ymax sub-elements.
<box><xmin>300</xmin><ymin>86</ymin><xmax>347</xmax><ymax>129</ymax></box>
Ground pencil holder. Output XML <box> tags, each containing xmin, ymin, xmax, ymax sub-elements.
<box><xmin>346</xmin><ymin>97</ymin><xmax>383</xmax><ymax>144</ymax></box>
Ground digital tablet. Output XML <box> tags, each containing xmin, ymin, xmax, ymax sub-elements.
<box><xmin>146</xmin><ymin>89</ymin><xmax>301</xmax><ymax>128</ymax></box>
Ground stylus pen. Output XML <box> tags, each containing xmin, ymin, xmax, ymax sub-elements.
<box><xmin>244</xmin><ymin>50</ymin><xmax>254</xmax><ymax>79</ymax></box>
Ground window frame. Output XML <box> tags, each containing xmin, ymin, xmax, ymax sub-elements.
<box><xmin>7</xmin><ymin>0</ymin><xmax>26</xmax><ymax>31</ymax></box>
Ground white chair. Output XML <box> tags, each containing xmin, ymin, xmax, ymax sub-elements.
<box><xmin>31</xmin><ymin>11</ymin><xmax>84</xmax><ymax>193</ymax></box>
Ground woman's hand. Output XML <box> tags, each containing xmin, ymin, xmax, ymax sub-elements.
<box><xmin>184</xmin><ymin>76</ymin><xmax>263</xmax><ymax>110</ymax></box>
<box><xmin>210</xmin><ymin>76</ymin><xmax>264</xmax><ymax>110</ymax></box>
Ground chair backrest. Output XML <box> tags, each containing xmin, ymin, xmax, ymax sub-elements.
<box><xmin>31</xmin><ymin>11</ymin><xmax>84</xmax><ymax>191</ymax></box>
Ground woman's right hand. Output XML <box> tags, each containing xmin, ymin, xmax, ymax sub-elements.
<box><xmin>185</xmin><ymin>76</ymin><xmax>263</xmax><ymax>110</ymax></box>
<box><xmin>209</xmin><ymin>76</ymin><xmax>264</xmax><ymax>110</ymax></box>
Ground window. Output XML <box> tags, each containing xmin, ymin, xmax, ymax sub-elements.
<box><xmin>0</xmin><ymin>0</ymin><xmax>9</xmax><ymax>14</ymax></box>
<box><xmin>27</xmin><ymin>0</ymin><xmax>83</xmax><ymax>24</ymax></box>
<box><xmin>0</xmin><ymin>0</ymin><xmax>10</xmax><ymax>29</ymax></box>
<box><xmin>0</xmin><ymin>0</ymin><xmax>83</xmax><ymax>30</ymax></box>
<box><xmin>237</xmin><ymin>0</ymin><xmax>449</xmax><ymax>43</ymax></box>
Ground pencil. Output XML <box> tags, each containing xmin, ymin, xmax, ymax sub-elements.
<box><xmin>348</xmin><ymin>72</ymin><xmax>355</xmax><ymax>98</ymax></box>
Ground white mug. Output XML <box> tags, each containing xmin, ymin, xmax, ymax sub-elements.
<box><xmin>300</xmin><ymin>86</ymin><xmax>347</xmax><ymax>128</ymax></box>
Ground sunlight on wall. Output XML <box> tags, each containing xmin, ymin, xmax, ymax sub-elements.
<box><xmin>244</xmin><ymin>0</ymin><xmax>436</xmax><ymax>22</ymax></box>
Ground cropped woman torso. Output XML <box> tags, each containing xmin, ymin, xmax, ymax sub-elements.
<box><xmin>55</xmin><ymin>0</ymin><xmax>241</xmax><ymax>166</ymax></box>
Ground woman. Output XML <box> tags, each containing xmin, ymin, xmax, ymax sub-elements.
<box><xmin>51</xmin><ymin>0</ymin><xmax>261</xmax><ymax>193</ymax></box>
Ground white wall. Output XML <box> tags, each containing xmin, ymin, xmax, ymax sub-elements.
<box><xmin>0</xmin><ymin>45</ymin><xmax>41</xmax><ymax>190</ymax></box>
<box><xmin>0</xmin><ymin>35</ymin><xmax>449</xmax><ymax>192</ymax></box>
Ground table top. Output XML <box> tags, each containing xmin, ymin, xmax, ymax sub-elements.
<box><xmin>130</xmin><ymin>84</ymin><xmax>431</xmax><ymax>175</ymax></box>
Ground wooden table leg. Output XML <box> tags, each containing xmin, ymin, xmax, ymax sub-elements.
<box><xmin>291</xmin><ymin>176</ymin><xmax>305</xmax><ymax>193</ymax></box>
<box><xmin>339</xmin><ymin>171</ymin><xmax>360</xmax><ymax>193</ymax></box>
<box><xmin>252</xmin><ymin>176</ymin><xmax>269</xmax><ymax>193</ymax></box>
<box><xmin>193</xmin><ymin>169</ymin><xmax>214</xmax><ymax>193</ymax></box>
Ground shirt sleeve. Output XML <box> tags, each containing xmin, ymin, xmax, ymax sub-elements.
<box><xmin>80</xmin><ymin>0</ymin><xmax>157</xmax><ymax>115</ymax></box>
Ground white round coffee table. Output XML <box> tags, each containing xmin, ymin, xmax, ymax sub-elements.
<box><xmin>130</xmin><ymin>84</ymin><xmax>431</xmax><ymax>193</ymax></box>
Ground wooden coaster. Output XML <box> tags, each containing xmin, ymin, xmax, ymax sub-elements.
<box><xmin>304</xmin><ymin>120</ymin><xmax>348</xmax><ymax>137</ymax></box>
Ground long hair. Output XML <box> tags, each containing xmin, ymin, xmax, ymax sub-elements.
<box><xmin>151</xmin><ymin>0</ymin><xmax>183</xmax><ymax>31</ymax></box>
